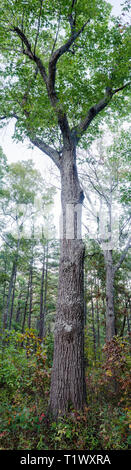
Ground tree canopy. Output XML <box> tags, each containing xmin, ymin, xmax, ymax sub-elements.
<box><xmin>0</xmin><ymin>0</ymin><xmax>130</xmax><ymax>157</ymax></box>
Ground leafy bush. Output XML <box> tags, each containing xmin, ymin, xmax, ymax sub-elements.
<box><xmin>0</xmin><ymin>329</ymin><xmax>50</xmax><ymax>449</ymax></box>
<box><xmin>0</xmin><ymin>331</ymin><xmax>130</xmax><ymax>450</ymax></box>
<box><xmin>99</xmin><ymin>336</ymin><xmax>131</xmax><ymax>406</ymax></box>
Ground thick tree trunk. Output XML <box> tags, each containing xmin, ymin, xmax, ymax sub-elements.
<box><xmin>49</xmin><ymin>238</ymin><xmax>85</xmax><ymax>416</ymax></box>
<box><xmin>49</xmin><ymin>144</ymin><xmax>86</xmax><ymax>416</ymax></box>
<box><xmin>104</xmin><ymin>250</ymin><xmax>115</xmax><ymax>341</ymax></box>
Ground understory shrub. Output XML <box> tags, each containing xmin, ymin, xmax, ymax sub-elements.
<box><xmin>0</xmin><ymin>331</ymin><xmax>130</xmax><ymax>450</ymax></box>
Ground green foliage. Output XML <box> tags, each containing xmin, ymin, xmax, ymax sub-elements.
<box><xmin>99</xmin><ymin>337</ymin><xmax>131</xmax><ymax>407</ymax></box>
<box><xmin>0</xmin><ymin>0</ymin><xmax>130</xmax><ymax>145</ymax></box>
<box><xmin>0</xmin><ymin>329</ymin><xmax>51</xmax><ymax>449</ymax></box>
<box><xmin>0</xmin><ymin>330</ymin><xmax>130</xmax><ymax>450</ymax></box>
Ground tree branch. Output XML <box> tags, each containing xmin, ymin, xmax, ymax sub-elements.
<box><xmin>68</xmin><ymin>0</ymin><xmax>77</xmax><ymax>35</ymax></box>
<box><xmin>74</xmin><ymin>81</ymin><xmax>131</xmax><ymax>143</ymax></box>
<box><xmin>84</xmin><ymin>170</ymin><xmax>109</xmax><ymax>205</ymax></box>
<box><xmin>119</xmin><ymin>215</ymin><xmax>131</xmax><ymax>238</ymax></box>
<box><xmin>12</xmin><ymin>26</ymin><xmax>34</xmax><ymax>57</ymax></box>
<box><xmin>112</xmin><ymin>82</ymin><xmax>131</xmax><ymax>95</ymax></box>
<box><xmin>114</xmin><ymin>236</ymin><xmax>131</xmax><ymax>274</ymax></box>
<box><xmin>12</xmin><ymin>25</ymin><xmax>72</xmax><ymax>144</ymax></box>
<box><xmin>48</xmin><ymin>19</ymin><xmax>89</xmax><ymax>143</ymax></box>
<box><xmin>0</xmin><ymin>113</ymin><xmax>19</xmax><ymax>121</ymax></box>
<box><xmin>12</xmin><ymin>26</ymin><xmax>48</xmax><ymax>87</ymax></box>
<box><xmin>34</xmin><ymin>0</ymin><xmax>43</xmax><ymax>55</ymax></box>
<box><xmin>0</xmin><ymin>114</ymin><xmax>61</xmax><ymax>169</ymax></box>
<box><xmin>48</xmin><ymin>20</ymin><xmax>89</xmax><ymax>99</ymax></box>
<box><xmin>51</xmin><ymin>8</ymin><xmax>61</xmax><ymax>55</ymax></box>
<box><xmin>74</xmin><ymin>88</ymin><xmax>113</xmax><ymax>142</ymax></box>
<box><xmin>29</xmin><ymin>136</ymin><xmax>61</xmax><ymax>170</ymax></box>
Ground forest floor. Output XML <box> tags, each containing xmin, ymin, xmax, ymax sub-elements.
<box><xmin>0</xmin><ymin>329</ymin><xmax>131</xmax><ymax>450</ymax></box>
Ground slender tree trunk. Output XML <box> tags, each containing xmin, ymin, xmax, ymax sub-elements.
<box><xmin>49</xmin><ymin>144</ymin><xmax>86</xmax><ymax>416</ymax></box>
<box><xmin>84</xmin><ymin>270</ymin><xmax>87</xmax><ymax>326</ymax></box>
<box><xmin>96</xmin><ymin>284</ymin><xmax>100</xmax><ymax>358</ymax></box>
<box><xmin>126</xmin><ymin>298</ymin><xmax>131</xmax><ymax>352</ymax></box>
<box><xmin>3</xmin><ymin>238</ymin><xmax>20</xmax><ymax>330</ymax></box>
<box><xmin>15</xmin><ymin>291</ymin><xmax>22</xmax><ymax>323</ymax></box>
<box><xmin>21</xmin><ymin>279</ymin><xmax>30</xmax><ymax>334</ymax></box>
<box><xmin>91</xmin><ymin>284</ymin><xmax>96</xmax><ymax>363</ymax></box>
<box><xmin>120</xmin><ymin>316</ymin><xmax>126</xmax><ymax>337</ymax></box>
<box><xmin>104</xmin><ymin>250</ymin><xmax>115</xmax><ymax>341</ymax></box>
<box><xmin>43</xmin><ymin>242</ymin><xmax>48</xmax><ymax>336</ymax></box>
<box><xmin>2</xmin><ymin>255</ymin><xmax>7</xmax><ymax>329</ymax></box>
<box><xmin>9</xmin><ymin>271</ymin><xmax>17</xmax><ymax>330</ymax></box>
<box><xmin>3</xmin><ymin>260</ymin><xmax>17</xmax><ymax>329</ymax></box>
<box><xmin>28</xmin><ymin>256</ymin><xmax>33</xmax><ymax>330</ymax></box>
<box><xmin>39</xmin><ymin>246</ymin><xmax>45</xmax><ymax>340</ymax></box>
<box><xmin>127</xmin><ymin>313</ymin><xmax>130</xmax><ymax>336</ymax></box>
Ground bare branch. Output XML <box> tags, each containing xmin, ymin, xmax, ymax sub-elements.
<box><xmin>119</xmin><ymin>215</ymin><xmax>131</xmax><ymax>238</ymax></box>
<box><xmin>83</xmin><ymin>167</ymin><xmax>109</xmax><ymax>206</ymax></box>
<box><xmin>93</xmin><ymin>165</ymin><xmax>109</xmax><ymax>206</ymax></box>
<box><xmin>114</xmin><ymin>236</ymin><xmax>131</xmax><ymax>274</ymax></box>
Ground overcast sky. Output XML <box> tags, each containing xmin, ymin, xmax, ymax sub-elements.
<box><xmin>108</xmin><ymin>0</ymin><xmax>122</xmax><ymax>16</ymax></box>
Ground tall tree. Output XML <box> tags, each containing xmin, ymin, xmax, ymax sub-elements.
<box><xmin>0</xmin><ymin>0</ymin><xmax>130</xmax><ymax>415</ymax></box>
<box><xmin>39</xmin><ymin>241</ymin><xmax>46</xmax><ymax>340</ymax></box>
<box><xmin>81</xmin><ymin>128</ymin><xmax>131</xmax><ymax>340</ymax></box>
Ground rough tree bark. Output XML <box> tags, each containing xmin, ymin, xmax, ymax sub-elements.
<box><xmin>49</xmin><ymin>144</ymin><xmax>86</xmax><ymax>416</ymax></box>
